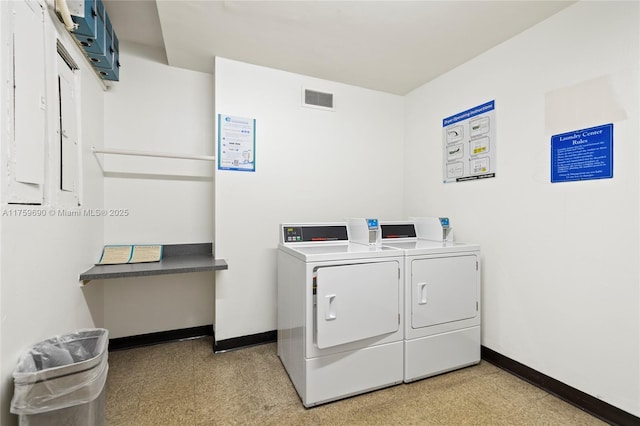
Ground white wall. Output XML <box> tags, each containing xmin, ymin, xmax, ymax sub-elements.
<box><xmin>1</xmin><ymin>1</ymin><xmax>635</xmax><ymax>423</ymax></box>
<box><xmin>102</xmin><ymin>42</ymin><xmax>215</xmax><ymax>338</ymax></box>
<box><xmin>214</xmin><ymin>57</ymin><xmax>405</xmax><ymax>341</ymax></box>
<box><xmin>0</xmin><ymin>3</ymin><xmax>106</xmax><ymax>425</ymax></box>
<box><xmin>404</xmin><ymin>1</ymin><xmax>639</xmax><ymax>416</ymax></box>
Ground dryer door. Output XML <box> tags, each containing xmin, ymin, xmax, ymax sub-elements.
<box><xmin>411</xmin><ymin>255</ymin><xmax>478</xmax><ymax>329</ymax></box>
<box><xmin>316</xmin><ymin>261</ymin><xmax>400</xmax><ymax>349</ymax></box>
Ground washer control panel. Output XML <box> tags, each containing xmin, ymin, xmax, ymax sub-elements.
<box><xmin>284</xmin><ymin>227</ymin><xmax>303</xmax><ymax>242</ymax></box>
<box><xmin>282</xmin><ymin>225</ymin><xmax>349</xmax><ymax>243</ymax></box>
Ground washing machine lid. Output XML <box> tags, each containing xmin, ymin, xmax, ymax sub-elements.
<box><xmin>279</xmin><ymin>243</ymin><xmax>401</xmax><ymax>262</ymax></box>
<box><xmin>383</xmin><ymin>239</ymin><xmax>479</xmax><ymax>255</ymax></box>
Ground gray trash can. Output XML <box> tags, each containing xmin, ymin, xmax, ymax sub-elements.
<box><xmin>10</xmin><ymin>328</ymin><xmax>109</xmax><ymax>426</ymax></box>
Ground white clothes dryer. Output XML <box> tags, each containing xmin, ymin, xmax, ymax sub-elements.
<box><xmin>277</xmin><ymin>223</ymin><xmax>404</xmax><ymax>407</ymax></box>
<box><xmin>381</xmin><ymin>220</ymin><xmax>481</xmax><ymax>383</ymax></box>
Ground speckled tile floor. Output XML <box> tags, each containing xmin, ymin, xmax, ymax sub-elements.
<box><xmin>106</xmin><ymin>337</ymin><xmax>605</xmax><ymax>426</ymax></box>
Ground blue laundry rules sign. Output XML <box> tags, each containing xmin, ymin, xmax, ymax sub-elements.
<box><xmin>551</xmin><ymin>124</ymin><xmax>613</xmax><ymax>183</ymax></box>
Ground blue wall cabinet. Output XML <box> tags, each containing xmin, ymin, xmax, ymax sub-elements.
<box><xmin>67</xmin><ymin>0</ymin><xmax>120</xmax><ymax>81</ymax></box>
<box><xmin>68</xmin><ymin>0</ymin><xmax>101</xmax><ymax>38</ymax></box>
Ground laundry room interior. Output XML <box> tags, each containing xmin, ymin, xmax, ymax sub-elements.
<box><xmin>0</xmin><ymin>1</ymin><xmax>638</xmax><ymax>425</ymax></box>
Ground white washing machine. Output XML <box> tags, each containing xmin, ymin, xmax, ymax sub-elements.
<box><xmin>380</xmin><ymin>218</ymin><xmax>481</xmax><ymax>383</ymax></box>
<box><xmin>277</xmin><ymin>223</ymin><xmax>404</xmax><ymax>407</ymax></box>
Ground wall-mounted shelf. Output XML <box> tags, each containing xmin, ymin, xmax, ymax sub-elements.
<box><xmin>80</xmin><ymin>243</ymin><xmax>227</xmax><ymax>284</ymax></box>
<box><xmin>92</xmin><ymin>147</ymin><xmax>215</xmax><ymax>161</ymax></box>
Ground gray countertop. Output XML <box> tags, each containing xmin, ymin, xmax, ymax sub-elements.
<box><xmin>80</xmin><ymin>243</ymin><xmax>227</xmax><ymax>283</ymax></box>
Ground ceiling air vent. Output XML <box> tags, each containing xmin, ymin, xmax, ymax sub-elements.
<box><xmin>302</xmin><ymin>88</ymin><xmax>335</xmax><ymax>111</ymax></box>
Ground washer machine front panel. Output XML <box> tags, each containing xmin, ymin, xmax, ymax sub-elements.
<box><xmin>411</xmin><ymin>254</ymin><xmax>478</xmax><ymax>329</ymax></box>
<box><xmin>278</xmin><ymin>222</ymin><xmax>405</xmax><ymax>406</ymax></box>
<box><xmin>304</xmin><ymin>256</ymin><xmax>404</xmax><ymax>359</ymax></box>
<box><xmin>315</xmin><ymin>261</ymin><xmax>400</xmax><ymax>349</ymax></box>
<box><xmin>380</xmin><ymin>220</ymin><xmax>481</xmax><ymax>383</ymax></box>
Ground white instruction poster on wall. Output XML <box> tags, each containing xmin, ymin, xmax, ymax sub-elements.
<box><xmin>442</xmin><ymin>100</ymin><xmax>496</xmax><ymax>183</ymax></box>
<box><xmin>218</xmin><ymin>114</ymin><xmax>256</xmax><ymax>172</ymax></box>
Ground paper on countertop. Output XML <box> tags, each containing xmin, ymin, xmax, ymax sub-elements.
<box><xmin>98</xmin><ymin>245</ymin><xmax>133</xmax><ymax>265</ymax></box>
<box><xmin>97</xmin><ymin>244</ymin><xmax>163</xmax><ymax>264</ymax></box>
<box><xmin>130</xmin><ymin>245</ymin><xmax>163</xmax><ymax>263</ymax></box>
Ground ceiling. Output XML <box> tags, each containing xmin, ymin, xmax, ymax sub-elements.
<box><xmin>102</xmin><ymin>0</ymin><xmax>574</xmax><ymax>95</ymax></box>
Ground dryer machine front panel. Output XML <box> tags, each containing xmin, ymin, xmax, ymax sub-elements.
<box><xmin>316</xmin><ymin>262</ymin><xmax>400</xmax><ymax>349</ymax></box>
<box><xmin>411</xmin><ymin>255</ymin><xmax>477</xmax><ymax>329</ymax></box>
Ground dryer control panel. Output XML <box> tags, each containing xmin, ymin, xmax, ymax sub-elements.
<box><xmin>281</xmin><ymin>225</ymin><xmax>349</xmax><ymax>243</ymax></box>
<box><xmin>381</xmin><ymin>223</ymin><xmax>417</xmax><ymax>239</ymax></box>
